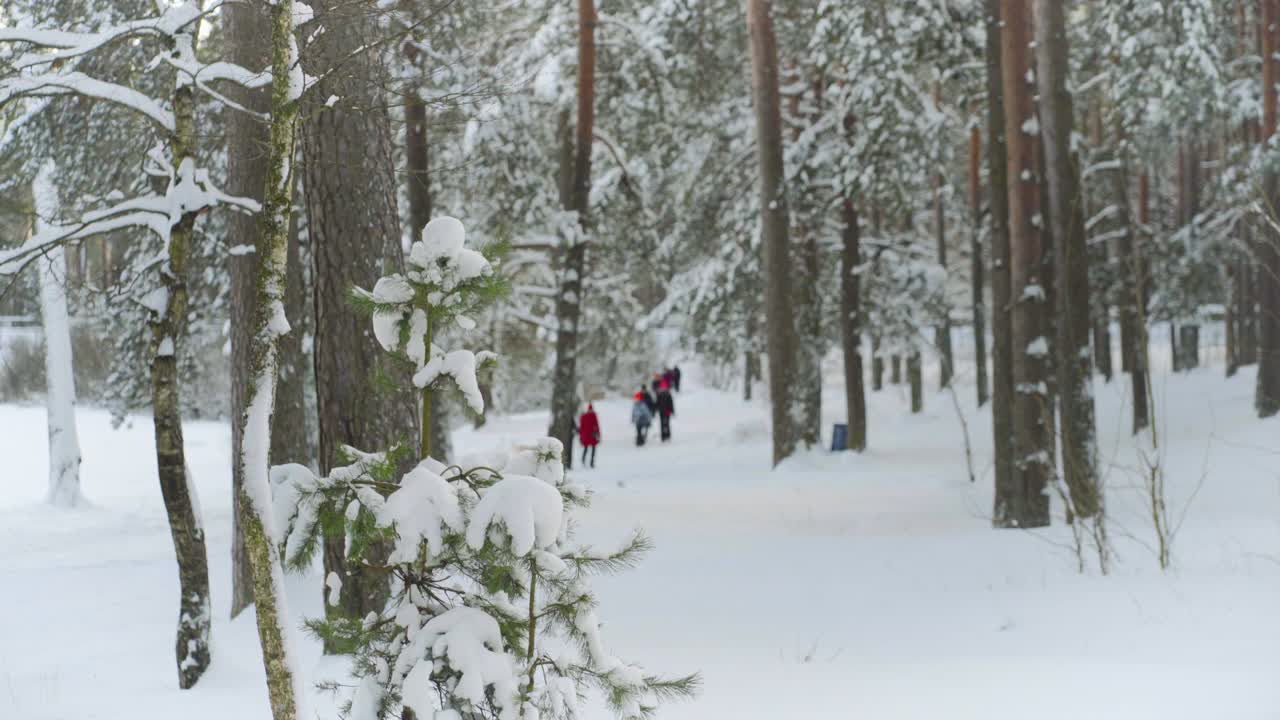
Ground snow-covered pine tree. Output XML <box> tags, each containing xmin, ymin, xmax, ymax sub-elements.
<box><xmin>271</xmin><ymin>216</ymin><xmax>695</xmax><ymax>719</ymax></box>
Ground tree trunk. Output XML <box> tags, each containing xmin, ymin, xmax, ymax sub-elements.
<box><xmin>403</xmin><ymin>49</ymin><xmax>452</xmax><ymax>460</ymax></box>
<box><xmin>302</xmin><ymin>0</ymin><xmax>419</xmax><ymax>650</ymax></box>
<box><xmin>891</xmin><ymin>354</ymin><xmax>901</xmax><ymax>384</ymax></box>
<box><xmin>1034</xmin><ymin>0</ymin><xmax>1098</xmax><ymax>518</ymax></box>
<box><xmin>908</xmin><ymin>352</ymin><xmax>923</xmax><ymax>414</ymax></box>
<box><xmin>747</xmin><ymin>0</ymin><xmax>798</xmax><ymax>466</ymax></box>
<box><xmin>969</xmin><ymin>122</ymin><xmax>990</xmax><ymax>406</ymax></box>
<box><xmin>1260</xmin><ymin>0</ymin><xmax>1280</xmax><ymax>416</ymax></box>
<box><xmin>841</xmin><ymin>200</ymin><xmax>866</xmax><ymax>451</ymax></box>
<box><xmin>871</xmin><ymin>337</ymin><xmax>884</xmax><ymax>391</ymax></box>
<box><xmin>1000</xmin><ymin>0</ymin><xmax>1051</xmax><ymax>528</ymax></box>
<box><xmin>548</xmin><ymin>0</ymin><xmax>596</xmax><ymax>468</ymax></box>
<box><xmin>33</xmin><ymin>168</ymin><xmax>83</xmax><ymax>508</ymax></box>
<box><xmin>1124</xmin><ymin>168</ymin><xmax>1152</xmax><ymax>434</ymax></box>
<box><xmin>797</xmin><ymin>229</ymin><xmax>822</xmax><ymax>447</ymax></box>
<box><xmin>147</xmin><ymin>16</ymin><xmax>211</xmax><ymax>688</ymax></box>
<box><xmin>986</xmin><ymin>0</ymin><xmax>1017</xmax><ymax>528</ymax></box>
<box><xmin>934</xmin><ymin>85</ymin><xmax>953</xmax><ymax>391</ymax></box>
<box><xmin>237</xmin><ymin>4</ymin><xmax>308</xmax><ymax>716</ymax></box>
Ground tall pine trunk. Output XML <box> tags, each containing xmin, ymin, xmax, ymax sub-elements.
<box><xmin>549</xmin><ymin>0</ymin><xmax>596</xmax><ymax>467</ymax></box>
<box><xmin>969</xmin><ymin>122</ymin><xmax>990</xmax><ymax>407</ymax></box>
<box><xmin>1258</xmin><ymin>0</ymin><xmax>1280</xmax><ymax>416</ymax></box>
<box><xmin>1034</xmin><ymin>0</ymin><xmax>1098</xmax><ymax>518</ymax></box>
<box><xmin>302</xmin><ymin>0</ymin><xmax>419</xmax><ymax>649</ymax></box>
<box><xmin>986</xmin><ymin>0</ymin><xmax>1017</xmax><ymax>528</ymax></box>
<box><xmin>747</xmin><ymin>0</ymin><xmax>798</xmax><ymax>466</ymax></box>
<box><xmin>934</xmin><ymin>85</ymin><xmax>954</xmax><ymax>391</ymax></box>
<box><xmin>1000</xmin><ymin>0</ymin><xmax>1051</xmax><ymax>528</ymax></box>
<box><xmin>841</xmin><ymin>200</ymin><xmax>866</xmax><ymax>451</ymax></box>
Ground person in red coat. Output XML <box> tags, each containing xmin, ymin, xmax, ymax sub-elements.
<box><xmin>577</xmin><ymin>403</ymin><xmax>601</xmax><ymax>468</ymax></box>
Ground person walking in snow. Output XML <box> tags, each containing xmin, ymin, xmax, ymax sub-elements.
<box><xmin>655</xmin><ymin>379</ymin><xmax>675</xmax><ymax>442</ymax></box>
<box><xmin>672</xmin><ymin>365</ymin><xmax>682</xmax><ymax>392</ymax></box>
<box><xmin>662</xmin><ymin>367</ymin><xmax>675</xmax><ymax>391</ymax></box>
<box><xmin>640</xmin><ymin>384</ymin><xmax>657</xmax><ymax>415</ymax></box>
<box><xmin>651</xmin><ymin>372</ymin><xmax>662</xmax><ymax>396</ymax></box>
<box><xmin>631</xmin><ymin>391</ymin><xmax>653</xmax><ymax>446</ymax></box>
<box><xmin>578</xmin><ymin>403</ymin><xmax>601</xmax><ymax>468</ymax></box>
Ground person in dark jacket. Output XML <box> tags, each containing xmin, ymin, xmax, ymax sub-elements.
<box><xmin>672</xmin><ymin>365</ymin><xmax>682</xmax><ymax>392</ymax></box>
<box><xmin>662</xmin><ymin>367</ymin><xmax>675</xmax><ymax>391</ymax></box>
<box><xmin>650</xmin><ymin>372</ymin><xmax>662</xmax><ymax>395</ymax></box>
<box><xmin>577</xmin><ymin>404</ymin><xmax>600</xmax><ymax>468</ymax></box>
<box><xmin>655</xmin><ymin>379</ymin><xmax>675</xmax><ymax>441</ymax></box>
<box><xmin>631</xmin><ymin>392</ymin><xmax>653</xmax><ymax>446</ymax></box>
<box><xmin>640</xmin><ymin>385</ymin><xmax>657</xmax><ymax>414</ymax></box>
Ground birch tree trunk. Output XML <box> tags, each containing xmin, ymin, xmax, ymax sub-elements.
<box><xmin>747</xmin><ymin>0</ymin><xmax>798</xmax><ymax>466</ymax></box>
<box><xmin>1034</xmin><ymin>0</ymin><xmax>1099</xmax><ymax>518</ymax></box>
<box><xmin>228</xmin><ymin>0</ymin><xmax>311</xmax><ymax>618</ymax></box>
<box><xmin>548</xmin><ymin>0</ymin><xmax>596</xmax><ymax>468</ymax></box>
<box><xmin>150</xmin><ymin>18</ymin><xmax>211</xmax><ymax>688</ymax></box>
<box><xmin>986</xmin><ymin>0</ymin><xmax>1017</xmax><ymax>527</ymax></box>
<box><xmin>237</xmin><ymin>2</ymin><xmax>308</xmax><ymax>717</ymax></box>
<box><xmin>841</xmin><ymin>200</ymin><xmax>866</xmax><ymax>451</ymax></box>
<box><xmin>1000</xmin><ymin>0</ymin><xmax>1051</xmax><ymax>528</ymax></box>
<box><xmin>934</xmin><ymin>85</ymin><xmax>954</xmax><ymax>391</ymax></box>
<box><xmin>34</xmin><ymin>167</ymin><xmax>82</xmax><ymax>508</ymax></box>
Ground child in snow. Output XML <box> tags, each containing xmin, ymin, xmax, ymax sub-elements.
<box><xmin>578</xmin><ymin>403</ymin><xmax>601</xmax><ymax>468</ymax></box>
<box><xmin>655</xmin><ymin>379</ymin><xmax>675</xmax><ymax>442</ymax></box>
<box><xmin>640</xmin><ymin>384</ymin><xmax>657</xmax><ymax>414</ymax></box>
<box><xmin>632</xmin><ymin>391</ymin><xmax>653</xmax><ymax>446</ymax></box>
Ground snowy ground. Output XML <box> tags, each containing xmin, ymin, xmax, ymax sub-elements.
<box><xmin>2</xmin><ymin>358</ymin><xmax>1279</xmax><ymax>719</ymax></box>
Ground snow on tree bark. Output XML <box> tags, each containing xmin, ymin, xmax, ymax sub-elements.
<box><xmin>147</xmin><ymin>16</ymin><xmax>211</xmax><ymax>689</ymax></box>
<box><xmin>237</xmin><ymin>2</ymin><xmax>310</xmax><ymax>717</ymax></box>
<box><xmin>1033</xmin><ymin>0</ymin><xmax>1099</xmax><ymax>518</ymax></box>
<box><xmin>747</xmin><ymin>0</ymin><xmax>799</xmax><ymax>467</ymax></box>
<box><xmin>33</xmin><ymin>166</ymin><xmax>83</xmax><ymax>508</ymax></box>
<box><xmin>1000</xmin><ymin>0</ymin><xmax>1051</xmax><ymax>528</ymax></box>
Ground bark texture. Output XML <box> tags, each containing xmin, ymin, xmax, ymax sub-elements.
<box><xmin>747</xmin><ymin>0</ymin><xmax>798</xmax><ymax>466</ymax></box>
<box><xmin>1034</xmin><ymin>0</ymin><xmax>1099</xmax><ymax>518</ymax></box>
<box><xmin>237</xmin><ymin>4</ymin><xmax>308</xmax><ymax>717</ymax></box>
<box><xmin>1000</xmin><ymin>0</ymin><xmax>1051</xmax><ymax>528</ymax></box>
<box><xmin>548</xmin><ymin>0</ymin><xmax>596</xmax><ymax>468</ymax></box>
<box><xmin>986</xmin><ymin>0</ymin><xmax>1017</xmax><ymax>528</ymax></box>
<box><xmin>148</xmin><ymin>21</ymin><xmax>210</xmax><ymax>688</ymax></box>
<box><xmin>227</xmin><ymin>0</ymin><xmax>311</xmax><ymax>619</ymax></box>
<box><xmin>301</xmin><ymin>0</ymin><xmax>418</xmax><ymax>647</ymax></box>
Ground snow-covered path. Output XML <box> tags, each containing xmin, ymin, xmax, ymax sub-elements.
<box><xmin>2</xmin><ymin>364</ymin><xmax>1279</xmax><ymax>719</ymax></box>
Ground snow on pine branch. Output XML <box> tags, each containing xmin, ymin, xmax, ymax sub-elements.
<box><xmin>356</xmin><ymin>216</ymin><xmax>501</xmax><ymax>415</ymax></box>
